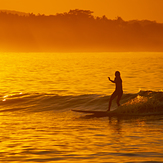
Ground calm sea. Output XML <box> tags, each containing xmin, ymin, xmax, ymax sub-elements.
<box><xmin>0</xmin><ymin>52</ymin><xmax>163</xmax><ymax>163</ymax></box>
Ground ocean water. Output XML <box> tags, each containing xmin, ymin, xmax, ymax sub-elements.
<box><xmin>0</xmin><ymin>52</ymin><xmax>163</xmax><ymax>163</ymax></box>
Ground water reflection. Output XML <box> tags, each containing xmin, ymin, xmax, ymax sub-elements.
<box><xmin>108</xmin><ymin>116</ymin><xmax>122</xmax><ymax>134</ymax></box>
<box><xmin>0</xmin><ymin>111</ymin><xmax>163</xmax><ymax>163</ymax></box>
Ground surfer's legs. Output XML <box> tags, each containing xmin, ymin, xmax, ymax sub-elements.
<box><xmin>116</xmin><ymin>91</ymin><xmax>123</xmax><ymax>107</ymax></box>
<box><xmin>108</xmin><ymin>91</ymin><xmax>117</xmax><ymax>111</ymax></box>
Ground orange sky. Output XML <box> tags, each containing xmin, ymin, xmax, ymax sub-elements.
<box><xmin>1</xmin><ymin>0</ymin><xmax>163</xmax><ymax>23</ymax></box>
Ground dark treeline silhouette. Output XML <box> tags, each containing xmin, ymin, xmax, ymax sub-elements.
<box><xmin>0</xmin><ymin>9</ymin><xmax>163</xmax><ymax>52</ymax></box>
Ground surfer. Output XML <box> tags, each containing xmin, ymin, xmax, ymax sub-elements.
<box><xmin>107</xmin><ymin>71</ymin><xmax>123</xmax><ymax>111</ymax></box>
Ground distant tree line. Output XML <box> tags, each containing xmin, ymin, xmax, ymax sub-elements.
<box><xmin>0</xmin><ymin>9</ymin><xmax>163</xmax><ymax>52</ymax></box>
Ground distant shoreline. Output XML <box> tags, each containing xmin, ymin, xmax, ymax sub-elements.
<box><xmin>0</xmin><ymin>9</ymin><xmax>163</xmax><ymax>52</ymax></box>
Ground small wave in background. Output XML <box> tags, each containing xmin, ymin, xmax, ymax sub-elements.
<box><xmin>0</xmin><ymin>90</ymin><xmax>162</xmax><ymax>115</ymax></box>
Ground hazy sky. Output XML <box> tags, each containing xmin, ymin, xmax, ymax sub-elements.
<box><xmin>1</xmin><ymin>0</ymin><xmax>163</xmax><ymax>22</ymax></box>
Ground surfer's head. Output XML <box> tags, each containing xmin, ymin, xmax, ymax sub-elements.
<box><xmin>115</xmin><ymin>71</ymin><xmax>120</xmax><ymax>77</ymax></box>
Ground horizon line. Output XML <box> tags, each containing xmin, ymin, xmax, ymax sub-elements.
<box><xmin>0</xmin><ymin>9</ymin><xmax>161</xmax><ymax>23</ymax></box>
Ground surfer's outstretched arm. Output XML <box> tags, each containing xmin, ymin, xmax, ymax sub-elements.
<box><xmin>108</xmin><ymin>77</ymin><xmax>115</xmax><ymax>83</ymax></box>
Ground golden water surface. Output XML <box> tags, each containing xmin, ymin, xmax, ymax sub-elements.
<box><xmin>0</xmin><ymin>52</ymin><xmax>163</xmax><ymax>163</ymax></box>
<box><xmin>0</xmin><ymin>52</ymin><xmax>162</xmax><ymax>95</ymax></box>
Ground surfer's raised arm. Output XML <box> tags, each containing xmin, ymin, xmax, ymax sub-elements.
<box><xmin>108</xmin><ymin>77</ymin><xmax>115</xmax><ymax>83</ymax></box>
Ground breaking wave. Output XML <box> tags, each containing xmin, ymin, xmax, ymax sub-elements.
<box><xmin>0</xmin><ymin>91</ymin><xmax>163</xmax><ymax>114</ymax></box>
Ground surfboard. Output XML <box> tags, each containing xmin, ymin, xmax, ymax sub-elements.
<box><xmin>71</xmin><ymin>109</ymin><xmax>118</xmax><ymax>117</ymax></box>
<box><xmin>71</xmin><ymin>109</ymin><xmax>108</xmax><ymax>114</ymax></box>
<box><xmin>71</xmin><ymin>109</ymin><xmax>163</xmax><ymax>117</ymax></box>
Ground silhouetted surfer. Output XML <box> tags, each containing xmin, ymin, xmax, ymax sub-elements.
<box><xmin>107</xmin><ymin>71</ymin><xmax>123</xmax><ymax>111</ymax></box>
